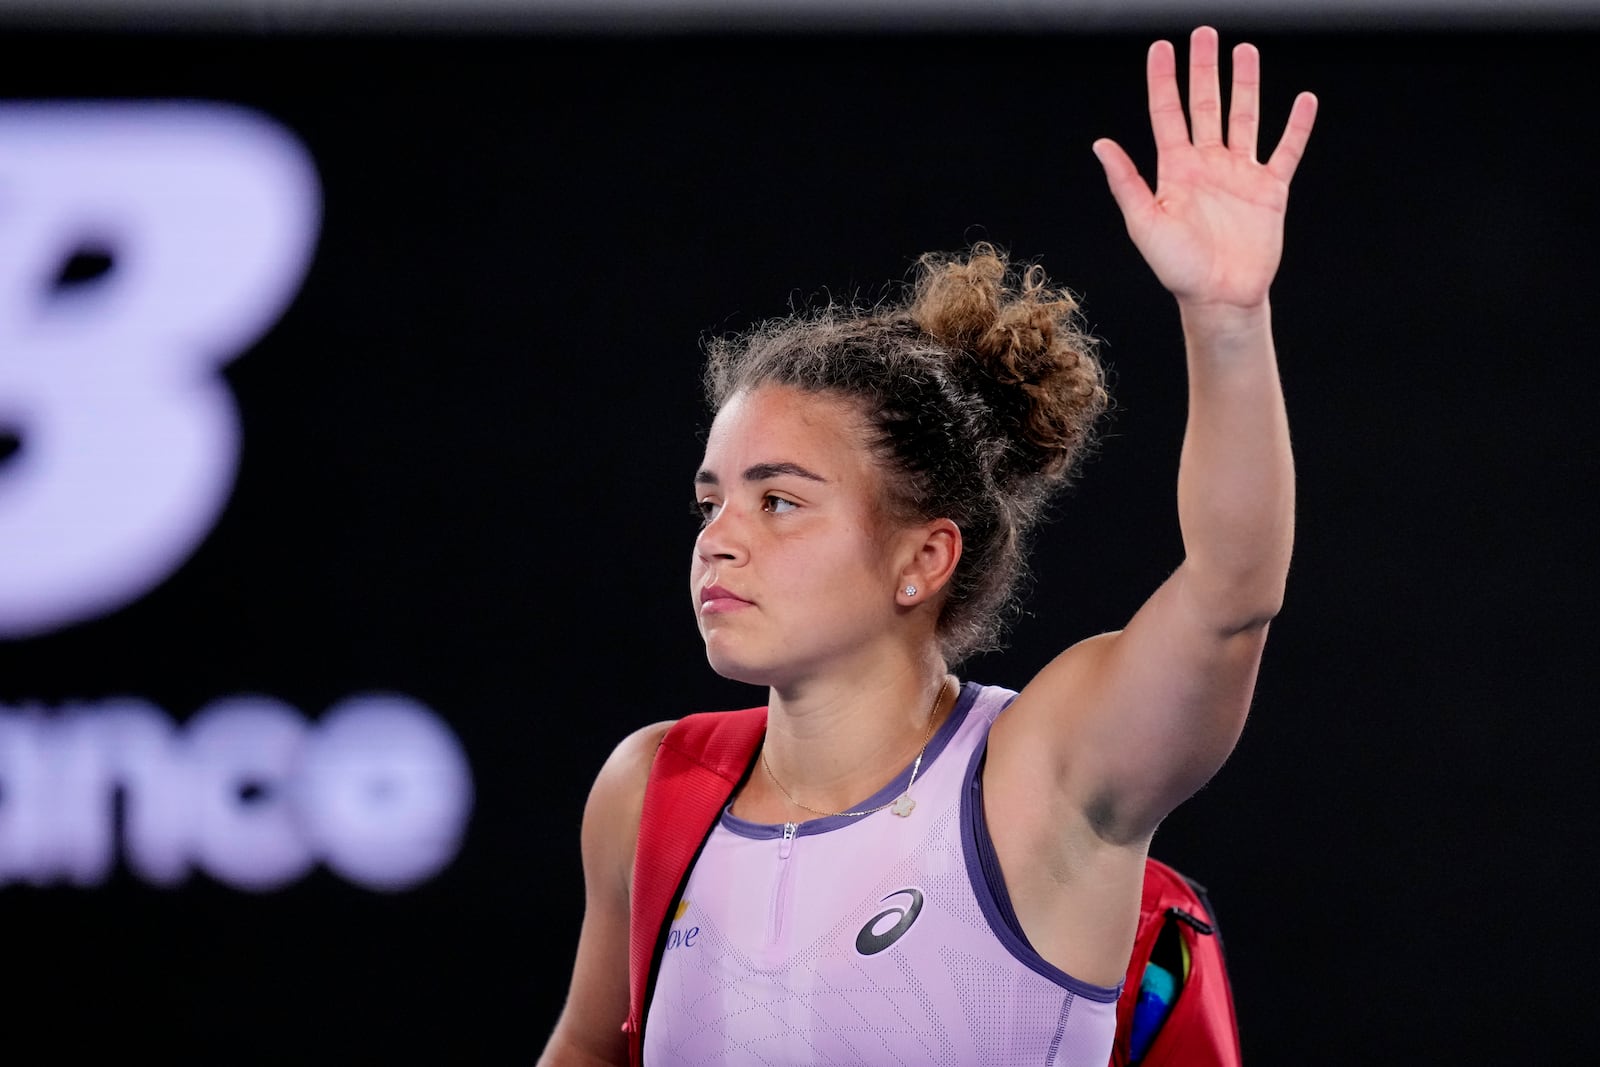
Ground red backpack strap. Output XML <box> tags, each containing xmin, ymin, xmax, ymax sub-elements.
<box><xmin>1109</xmin><ymin>857</ymin><xmax>1242</xmax><ymax>1067</ymax></box>
<box><xmin>623</xmin><ymin>707</ymin><xmax>767</xmax><ymax>1066</ymax></box>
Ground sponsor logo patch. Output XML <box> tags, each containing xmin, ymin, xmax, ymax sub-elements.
<box><xmin>854</xmin><ymin>887</ymin><xmax>924</xmax><ymax>955</ymax></box>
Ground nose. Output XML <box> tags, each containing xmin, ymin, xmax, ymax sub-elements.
<box><xmin>694</xmin><ymin>501</ymin><xmax>748</xmax><ymax>565</ymax></box>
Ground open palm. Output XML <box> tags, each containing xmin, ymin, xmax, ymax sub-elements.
<box><xmin>1094</xmin><ymin>27</ymin><xmax>1318</xmax><ymax>310</ymax></box>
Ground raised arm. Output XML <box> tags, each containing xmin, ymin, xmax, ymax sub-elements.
<box><xmin>992</xmin><ymin>27</ymin><xmax>1317</xmax><ymax>846</ymax></box>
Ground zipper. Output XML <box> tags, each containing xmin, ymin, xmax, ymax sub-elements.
<box><xmin>769</xmin><ymin>821</ymin><xmax>798</xmax><ymax>942</ymax></box>
<box><xmin>1166</xmin><ymin>906</ymin><xmax>1214</xmax><ymax>936</ymax></box>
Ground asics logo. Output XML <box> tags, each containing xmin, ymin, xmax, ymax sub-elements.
<box><xmin>854</xmin><ymin>887</ymin><xmax>924</xmax><ymax>955</ymax></box>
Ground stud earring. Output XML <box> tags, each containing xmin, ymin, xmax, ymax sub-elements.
<box><xmin>903</xmin><ymin>585</ymin><xmax>918</xmax><ymax>597</ymax></box>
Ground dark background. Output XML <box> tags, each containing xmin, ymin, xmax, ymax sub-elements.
<box><xmin>2</xmin><ymin>25</ymin><xmax>1595</xmax><ymax>1063</ymax></box>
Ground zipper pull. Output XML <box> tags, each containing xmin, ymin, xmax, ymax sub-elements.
<box><xmin>779</xmin><ymin>821</ymin><xmax>796</xmax><ymax>859</ymax></box>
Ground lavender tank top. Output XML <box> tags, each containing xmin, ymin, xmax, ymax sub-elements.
<box><xmin>643</xmin><ymin>682</ymin><xmax>1121</xmax><ymax>1066</ymax></box>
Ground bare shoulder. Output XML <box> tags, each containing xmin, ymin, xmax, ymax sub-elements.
<box><xmin>592</xmin><ymin>719</ymin><xmax>676</xmax><ymax>799</ymax></box>
<box><xmin>980</xmin><ymin>633</ymin><xmax>1150</xmax><ymax>987</ymax></box>
<box><xmin>985</xmin><ymin>630</ymin><xmax>1124</xmax><ymax>833</ymax></box>
<box><xmin>582</xmin><ymin>719</ymin><xmax>677</xmax><ymax>881</ymax></box>
<box><xmin>987</xmin><ymin>631</ymin><xmax>1119</xmax><ymax>769</ymax></box>
<box><xmin>538</xmin><ymin>720</ymin><xmax>677</xmax><ymax>1067</ymax></box>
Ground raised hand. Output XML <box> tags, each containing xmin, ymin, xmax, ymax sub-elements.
<box><xmin>1093</xmin><ymin>27</ymin><xmax>1317</xmax><ymax>311</ymax></box>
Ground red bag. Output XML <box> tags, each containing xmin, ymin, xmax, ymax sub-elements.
<box><xmin>624</xmin><ymin>708</ymin><xmax>1242</xmax><ymax>1066</ymax></box>
<box><xmin>1109</xmin><ymin>860</ymin><xmax>1243</xmax><ymax>1066</ymax></box>
<box><xmin>622</xmin><ymin>707</ymin><xmax>767</xmax><ymax>1065</ymax></box>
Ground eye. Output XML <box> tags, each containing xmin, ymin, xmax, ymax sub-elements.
<box><xmin>762</xmin><ymin>494</ymin><xmax>797</xmax><ymax>515</ymax></box>
<box><xmin>692</xmin><ymin>498</ymin><xmax>720</xmax><ymax>525</ymax></box>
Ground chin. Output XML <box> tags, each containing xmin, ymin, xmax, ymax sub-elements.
<box><xmin>702</xmin><ymin>646</ymin><xmax>771</xmax><ymax>688</ymax></box>
<box><xmin>701</xmin><ymin>632</ymin><xmax>790</xmax><ymax>688</ymax></box>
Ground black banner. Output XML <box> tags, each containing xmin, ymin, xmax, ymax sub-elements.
<box><xmin>1</xmin><ymin>31</ymin><xmax>1592</xmax><ymax>1062</ymax></box>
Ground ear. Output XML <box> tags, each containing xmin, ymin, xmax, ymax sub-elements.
<box><xmin>895</xmin><ymin>518</ymin><xmax>962</xmax><ymax>606</ymax></box>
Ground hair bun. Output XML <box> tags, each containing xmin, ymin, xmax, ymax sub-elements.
<box><xmin>909</xmin><ymin>243</ymin><xmax>1107</xmax><ymax>484</ymax></box>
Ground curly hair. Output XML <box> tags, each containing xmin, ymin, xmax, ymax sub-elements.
<box><xmin>703</xmin><ymin>243</ymin><xmax>1109</xmax><ymax>663</ymax></box>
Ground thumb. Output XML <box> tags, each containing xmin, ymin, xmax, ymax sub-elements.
<box><xmin>1092</xmin><ymin>138</ymin><xmax>1154</xmax><ymax>223</ymax></box>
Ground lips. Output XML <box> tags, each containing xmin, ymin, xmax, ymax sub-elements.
<box><xmin>699</xmin><ymin>583</ymin><xmax>753</xmax><ymax>613</ymax></box>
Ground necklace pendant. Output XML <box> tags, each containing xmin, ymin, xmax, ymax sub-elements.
<box><xmin>890</xmin><ymin>794</ymin><xmax>916</xmax><ymax>817</ymax></box>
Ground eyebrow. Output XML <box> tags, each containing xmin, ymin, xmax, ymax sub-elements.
<box><xmin>694</xmin><ymin>461</ymin><xmax>829</xmax><ymax>486</ymax></box>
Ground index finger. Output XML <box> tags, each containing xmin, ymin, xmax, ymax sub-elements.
<box><xmin>1266</xmin><ymin>91</ymin><xmax>1319</xmax><ymax>183</ymax></box>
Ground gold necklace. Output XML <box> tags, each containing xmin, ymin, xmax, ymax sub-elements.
<box><xmin>761</xmin><ymin>677</ymin><xmax>951</xmax><ymax>820</ymax></box>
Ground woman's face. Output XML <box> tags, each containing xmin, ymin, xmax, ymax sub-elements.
<box><xmin>691</xmin><ymin>385</ymin><xmax>909</xmax><ymax>687</ymax></box>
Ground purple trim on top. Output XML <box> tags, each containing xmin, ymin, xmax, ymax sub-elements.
<box><xmin>718</xmin><ymin>680</ymin><xmax>983</xmax><ymax>841</ymax></box>
<box><xmin>959</xmin><ymin>735</ymin><xmax>1124</xmax><ymax>1004</ymax></box>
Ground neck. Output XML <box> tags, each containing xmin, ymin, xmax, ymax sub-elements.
<box><xmin>755</xmin><ymin>653</ymin><xmax>954</xmax><ymax>820</ymax></box>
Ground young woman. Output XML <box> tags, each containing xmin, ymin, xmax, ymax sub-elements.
<box><xmin>540</xmin><ymin>27</ymin><xmax>1317</xmax><ymax>1067</ymax></box>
